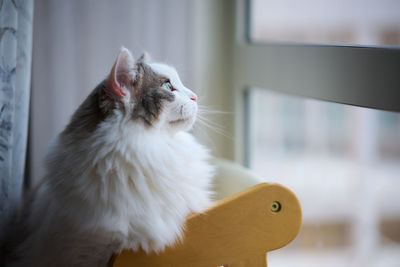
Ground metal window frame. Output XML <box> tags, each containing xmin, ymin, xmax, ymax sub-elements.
<box><xmin>233</xmin><ymin>0</ymin><xmax>400</xmax><ymax>164</ymax></box>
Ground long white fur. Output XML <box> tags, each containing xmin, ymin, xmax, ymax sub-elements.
<box><xmin>8</xmin><ymin>53</ymin><xmax>214</xmax><ymax>267</ymax></box>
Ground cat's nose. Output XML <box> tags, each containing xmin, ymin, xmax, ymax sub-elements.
<box><xmin>190</xmin><ymin>94</ymin><xmax>198</xmax><ymax>102</ymax></box>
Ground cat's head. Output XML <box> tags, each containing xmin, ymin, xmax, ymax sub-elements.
<box><xmin>104</xmin><ymin>47</ymin><xmax>198</xmax><ymax>133</ymax></box>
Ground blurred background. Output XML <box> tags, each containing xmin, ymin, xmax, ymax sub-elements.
<box><xmin>1</xmin><ymin>0</ymin><xmax>399</xmax><ymax>266</ymax></box>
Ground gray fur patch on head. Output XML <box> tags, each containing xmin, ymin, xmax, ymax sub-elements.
<box><xmin>62</xmin><ymin>62</ymin><xmax>174</xmax><ymax>139</ymax></box>
<box><xmin>132</xmin><ymin>63</ymin><xmax>175</xmax><ymax>125</ymax></box>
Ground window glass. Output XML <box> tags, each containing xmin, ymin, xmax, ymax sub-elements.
<box><xmin>250</xmin><ymin>0</ymin><xmax>400</xmax><ymax>46</ymax></box>
<box><xmin>247</xmin><ymin>88</ymin><xmax>400</xmax><ymax>267</ymax></box>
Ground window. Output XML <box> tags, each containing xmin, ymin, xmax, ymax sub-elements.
<box><xmin>250</xmin><ymin>0</ymin><xmax>400</xmax><ymax>46</ymax></box>
<box><xmin>233</xmin><ymin>1</ymin><xmax>400</xmax><ymax>266</ymax></box>
<box><xmin>248</xmin><ymin>89</ymin><xmax>400</xmax><ymax>266</ymax></box>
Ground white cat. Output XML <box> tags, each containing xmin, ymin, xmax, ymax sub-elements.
<box><xmin>6</xmin><ymin>47</ymin><xmax>214</xmax><ymax>267</ymax></box>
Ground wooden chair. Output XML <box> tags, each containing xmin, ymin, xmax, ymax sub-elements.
<box><xmin>109</xmin><ymin>183</ymin><xmax>302</xmax><ymax>267</ymax></box>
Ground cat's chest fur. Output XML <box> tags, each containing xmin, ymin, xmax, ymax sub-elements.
<box><xmin>58</xmin><ymin>121</ymin><xmax>215</xmax><ymax>253</ymax></box>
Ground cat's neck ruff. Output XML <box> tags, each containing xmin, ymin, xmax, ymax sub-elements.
<box><xmin>54</xmin><ymin>114</ymin><xmax>212</xmax><ymax>246</ymax></box>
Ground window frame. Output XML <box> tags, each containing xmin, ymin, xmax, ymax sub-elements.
<box><xmin>233</xmin><ymin>0</ymin><xmax>400</xmax><ymax>164</ymax></box>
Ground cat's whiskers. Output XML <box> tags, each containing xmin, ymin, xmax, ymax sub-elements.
<box><xmin>197</xmin><ymin>104</ymin><xmax>232</xmax><ymax>116</ymax></box>
<box><xmin>195</xmin><ymin>107</ymin><xmax>233</xmax><ymax>140</ymax></box>
<box><xmin>196</xmin><ymin>117</ymin><xmax>233</xmax><ymax>140</ymax></box>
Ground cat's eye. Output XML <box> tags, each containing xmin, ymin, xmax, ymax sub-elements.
<box><xmin>162</xmin><ymin>81</ymin><xmax>176</xmax><ymax>91</ymax></box>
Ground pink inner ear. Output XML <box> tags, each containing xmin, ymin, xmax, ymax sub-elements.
<box><xmin>108</xmin><ymin>48</ymin><xmax>135</xmax><ymax>98</ymax></box>
<box><xmin>110</xmin><ymin>78</ymin><xmax>127</xmax><ymax>97</ymax></box>
<box><xmin>108</xmin><ymin>63</ymin><xmax>127</xmax><ymax>97</ymax></box>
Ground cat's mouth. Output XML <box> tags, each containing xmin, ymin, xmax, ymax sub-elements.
<box><xmin>169</xmin><ymin>118</ymin><xmax>189</xmax><ymax>125</ymax></box>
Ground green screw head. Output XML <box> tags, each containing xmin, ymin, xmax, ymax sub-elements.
<box><xmin>270</xmin><ymin>201</ymin><xmax>281</xmax><ymax>212</ymax></box>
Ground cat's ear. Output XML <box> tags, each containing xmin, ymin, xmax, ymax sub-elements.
<box><xmin>138</xmin><ymin>52</ymin><xmax>151</xmax><ymax>63</ymax></box>
<box><xmin>108</xmin><ymin>47</ymin><xmax>135</xmax><ymax>98</ymax></box>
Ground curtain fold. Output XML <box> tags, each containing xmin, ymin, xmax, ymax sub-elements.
<box><xmin>0</xmin><ymin>0</ymin><xmax>34</xmax><ymax>233</ymax></box>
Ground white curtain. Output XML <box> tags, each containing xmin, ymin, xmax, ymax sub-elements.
<box><xmin>0</xmin><ymin>0</ymin><xmax>33</xmax><ymax>235</ymax></box>
<box><xmin>30</xmin><ymin>0</ymin><xmax>197</xmax><ymax>185</ymax></box>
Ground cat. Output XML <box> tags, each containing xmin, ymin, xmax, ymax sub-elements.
<box><xmin>5</xmin><ymin>47</ymin><xmax>215</xmax><ymax>267</ymax></box>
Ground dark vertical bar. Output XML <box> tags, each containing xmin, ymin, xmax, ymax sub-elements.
<box><xmin>245</xmin><ymin>0</ymin><xmax>252</xmax><ymax>42</ymax></box>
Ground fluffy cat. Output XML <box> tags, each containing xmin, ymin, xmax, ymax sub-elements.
<box><xmin>6</xmin><ymin>47</ymin><xmax>214</xmax><ymax>267</ymax></box>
